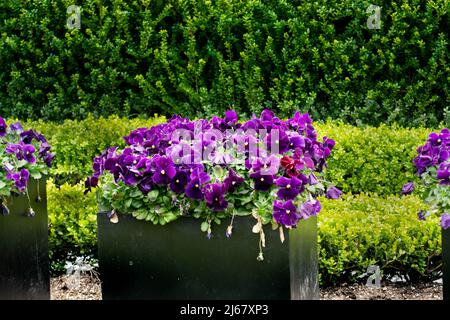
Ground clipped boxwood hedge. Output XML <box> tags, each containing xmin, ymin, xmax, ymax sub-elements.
<box><xmin>23</xmin><ymin>114</ymin><xmax>166</xmax><ymax>184</ymax></box>
<box><xmin>319</xmin><ymin>193</ymin><xmax>441</xmax><ymax>285</ymax></box>
<box><xmin>1</xmin><ymin>0</ymin><xmax>448</xmax><ymax>126</ymax></box>
<box><xmin>317</xmin><ymin>121</ymin><xmax>432</xmax><ymax>195</ymax></box>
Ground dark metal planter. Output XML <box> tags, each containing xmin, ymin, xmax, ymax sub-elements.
<box><xmin>0</xmin><ymin>178</ymin><xmax>49</xmax><ymax>300</ymax></box>
<box><xmin>97</xmin><ymin>212</ymin><xmax>318</xmax><ymax>300</ymax></box>
<box><xmin>443</xmin><ymin>228</ymin><xmax>450</xmax><ymax>300</ymax></box>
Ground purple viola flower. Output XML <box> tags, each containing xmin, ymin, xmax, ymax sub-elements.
<box><xmin>84</xmin><ymin>176</ymin><xmax>99</xmax><ymax>194</ymax></box>
<box><xmin>325</xmin><ymin>186</ymin><xmax>342</xmax><ymax>199</ymax></box>
<box><xmin>185</xmin><ymin>168</ymin><xmax>211</xmax><ymax>200</ymax></box>
<box><xmin>265</xmin><ymin>130</ymin><xmax>290</xmax><ymax>154</ymax></box>
<box><xmin>7</xmin><ymin>169</ymin><xmax>30</xmax><ymax>192</ymax></box>
<box><xmin>308</xmin><ymin>173</ymin><xmax>319</xmax><ymax>185</ymax></box>
<box><xmin>418</xmin><ymin>210</ymin><xmax>426</xmax><ymax>221</ymax></box>
<box><xmin>185</xmin><ymin>179</ymin><xmax>204</xmax><ymax>200</ymax></box>
<box><xmin>224</xmin><ymin>110</ymin><xmax>238</xmax><ymax>126</ymax></box>
<box><xmin>22</xmin><ymin>143</ymin><xmax>36</xmax><ymax>163</ymax></box>
<box><xmin>0</xmin><ymin>117</ymin><xmax>6</xmax><ymax>137</ymax></box>
<box><xmin>251</xmin><ymin>155</ymin><xmax>280</xmax><ymax>176</ymax></box>
<box><xmin>151</xmin><ymin>155</ymin><xmax>176</xmax><ymax>185</ymax></box>
<box><xmin>299</xmin><ymin>199</ymin><xmax>322</xmax><ymax>219</ymax></box>
<box><xmin>223</xmin><ymin>169</ymin><xmax>245</xmax><ymax>193</ymax></box>
<box><xmin>39</xmin><ymin>141</ymin><xmax>51</xmax><ymax>156</ymax></box>
<box><xmin>5</xmin><ymin>143</ymin><xmax>19</xmax><ymax>155</ymax></box>
<box><xmin>288</xmin><ymin>134</ymin><xmax>305</xmax><ymax>150</ymax></box>
<box><xmin>250</xmin><ymin>171</ymin><xmax>274</xmax><ymax>191</ymax></box>
<box><xmin>437</xmin><ymin>162</ymin><xmax>450</xmax><ymax>185</ymax></box>
<box><xmin>138</xmin><ymin>175</ymin><xmax>153</xmax><ymax>194</ymax></box>
<box><xmin>276</xmin><ymin>176</ymin><xmax>304</xmax><ymax>200</ymax></box>
<box><xmin>441</xmin><ymin>213</ymin><xmax>450</xmax><ymax>230</ymax></box>
<box><xmin>170</xmin><ymin>171</ymin><xmax>189</xmax><ymax>194</ymax></box>
<box><xmin>260</xmin><ymin>109</ymin><xmax>275</xmax><ymax>122</ymax></box>
<box><xmin>43</xmin><ymin>153</ymin><xmax>55</xmax><ymax>168</ymax></box>
<box><xmin>273</xmin><ymin>200</ymin><xmax>301</xmax><ymax>228</ymax></box>
<box><xmin>9</xmin><ymin>122</ymin><xmax>23</xmax><ymax>134</ymax></box>
<box><xmin>124</xmin><ymin>128</ymin><xmax>145</xmax><ymax>145</ymax></box>
<box><xmin>401</xmin><ymin>182</ymin><xmax>415</xmax><ymax>195</ymax></box>
<box><xmin>20</xmin><ymin>130</ymin><xmax>39</xmax><ymax>144</ymax></box>
<box><xmin>5</xmin><ymin>142</ymin><xmax>36</xmax><ymax>163</ymax></box>
<box><xmin>203</xmin><ymin>183</ymin><xmax>228</xmax><ymax>211</ymax></box>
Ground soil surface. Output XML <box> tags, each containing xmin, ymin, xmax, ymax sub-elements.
<box><xmin>50</xmin><ymin>275</ymin><xmax>443</xmax><ymax>300</ymax></box>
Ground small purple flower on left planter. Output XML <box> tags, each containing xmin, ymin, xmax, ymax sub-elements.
<box><xmin>7</xmin><ymin>169</ymin><xmax>30</xmax><ymax>192</ymax></box>
<box><xmin>0</xmin><ymin>117</ymin><xmax>7</xmax><ymax>137</ymax></box>
<box><xmin>441</xmin><ymin>214</ymin><xmax>450</xmax><ymax>230</ymax></box>
<box><xmin>401</xmin><ymin>182</ymin><xmax>415</xmax><ymax>195</ymax></box>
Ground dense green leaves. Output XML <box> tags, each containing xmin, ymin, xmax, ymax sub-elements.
<box><xmin>319</xmin><ymin>193</ymin><xmax>441</xmax><ymax>285</ymax></box>
<box><xmin>1</xmin><ymin>0</ymin><xmax>448</xmax><ymax>125</ymax></box>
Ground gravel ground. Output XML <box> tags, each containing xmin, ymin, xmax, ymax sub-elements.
<box><xmin>51</xmin><ymin>275</ymin><xmax>102</xmax><ymax>300</ymax></box>
<box><xmin>321</xmin><ymin>282</ymin><xmax>442</xmax><ymax>300</ymax></box>
<box><xmin>50</xmin><ymin>275</ymin><xmax>443</xmax><ymax>300</ymax></box>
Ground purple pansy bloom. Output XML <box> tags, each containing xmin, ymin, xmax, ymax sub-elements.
<box><xmin>273</xmin><ymin>200</ymin><xmax>301</xmax><ymax>227</ymax></box>
<box><xmin>152</xmin><ymin>155</ymin><xmax>176</xmax><ymax>185</ymax></box>
<box><xmin>276</xmin><ymin>176</ymin><xmax>303</xmax><ymax>200</ymax></box>
<box><xmin>9</xmin><ymin>122</ymin><xmax>23</xmax><ymax>133</ymax></box>
<box><xmin>418</xmin><ymin>210</ymin><xmax>426</xmax><ymax>221</ymax></box>
<box><xmin>203</xmin><ymin>183</ymin><xmax>228</xmax><ymax>211</ymax></box>
<box><xmin>437</xmin><ymin>162</ymin><xmax>450</xmax><ymax>185</ymax></box>
<box><xmin>7</xmin><ymin>169</ymin><xmax>30</xmax><ymax>192</ymax></box>
<box><xmin>185</xmin><ymin>168</ymin><xmax>211</xmax><ymax>200</ymax></box>
<box><xmin>401</xmin><ymin>182</ymin><xmax>415</xmax><ymax>195</ymax></box>
<box><xmin>441</xmin><ymin>213</ymin><xmax>450</xmax><ymax>230</ymax></box>
<box><xmin>223</xmin><ymin>169</ymin><xmax>245</xmax><ymax>193</ymax></box>
<box><xmin>299</xmin><ymin>199</ymin><xmax>322</xmax><ymax>219</ymax></box>
<box><xmin>0</xmin><ymin>117</ymin><xmax>6</xmax><ymax>137</ymax></box>
<box><xmin>325</xmin><ymin>186</ymin><xmax>342</xmax><ymax>199</ymax></box>
<box><xmin>250</xmin><ymin>171</ymin><xmax>274</xmax><ymax>191</ymax></box>
<box><xmin>224</xmin><ymin>110</ymin><xmax>238</xmax><ymax>126</ymax></box>
<box><xmin>170</xmin><ymin>171</ymin><xmax>189</xmax><ymax>194</ymax></box>
<box><xmin>138</xmin><ymin>176</ymin><xmax>153</xmax><ymax>194</ymax></box>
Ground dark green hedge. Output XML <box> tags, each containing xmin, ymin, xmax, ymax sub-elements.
<box><xmin>1</xmin><ymin>0</ymin><xmax>448</xmax><ymax>125</ymax></box>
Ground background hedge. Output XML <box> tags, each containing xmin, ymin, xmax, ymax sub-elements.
<box><xmin>1</xmin><ymin>0</ymin><xmax>448</xmax><ymax>126</ymax></box>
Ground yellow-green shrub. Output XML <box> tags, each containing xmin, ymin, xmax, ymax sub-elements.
<box><xmin>319</xmin><ymin>193</ymin><xmax>441</xmax><ymax>285</ymax></box>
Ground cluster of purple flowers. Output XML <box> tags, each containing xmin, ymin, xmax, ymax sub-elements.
<box><xmin>403</xmin><ymin>128</ymin><xmax>450</xmax><ymax>229</ymax></box>
<box><xmin>0</xmin><ymin>116</ymin><xmax>54</xmax><ymax>193</ymax></box>
<box><xmin>87</xmin><ymin>110</ymin><xmax>341</xmax><ymax>228</ymax></box>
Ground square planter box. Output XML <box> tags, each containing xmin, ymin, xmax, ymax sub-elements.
<box><xmin>0</xmin><ymin>178</ymin><xmax>49</xmax><ymax>300</ymax></box>
<box><xmin>443</xmin><ymin>228</ymin><xmax>450</xmax><ymax>300</ymax></box>
<box><xmin>97</xmin><ymin>212</ymin><xmax>318</xmax><ymax>300</ymax></box>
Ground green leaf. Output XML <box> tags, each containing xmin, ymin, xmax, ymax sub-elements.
<box><xmin>200</xmin><ymin>221</ymin><xmax>209</xmax><ymax>232</ymax></box>
<box><xmin>148</xmin><ymin>190</ymin><xmax>159</xmax><ymax>202</ymax></box>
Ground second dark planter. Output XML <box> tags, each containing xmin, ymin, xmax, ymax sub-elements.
<box><xmin>98</xmin><ymin>212</ymin><xmax>319</xmax><ymax>300</ymax></box>
<box><xmin>443</xmin><ymin>228</ymin><xmax>450</xmax><ymax>300</ymax></box>
<box><xmin>0</xmin><ymin>178</ymin><xmax>49</xmax><ymax>300</ymax></box>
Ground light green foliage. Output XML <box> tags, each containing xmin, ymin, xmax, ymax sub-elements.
<box><xmin>316</xmin><ymin>121</ymin><xmax>432</xmax><ymax>195</ymax></box>
<box><xmin>47</xmin><ymin>179</ymin><xmax>98</xmax><ymax>273</ymax></box>
<box><xmin>319</xmin><ymin>193</ymin><xmax>441</xmax><ymax>285</ymax></box>
<box><xmin>23</xmin><ymin>114</ymin><xmax>166</xmax><ymax>183</ymax></box>
<box><xmin>0</xmin><ymin>0</ymin><xmax>448</xmax><ymax>126</ymax></box>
